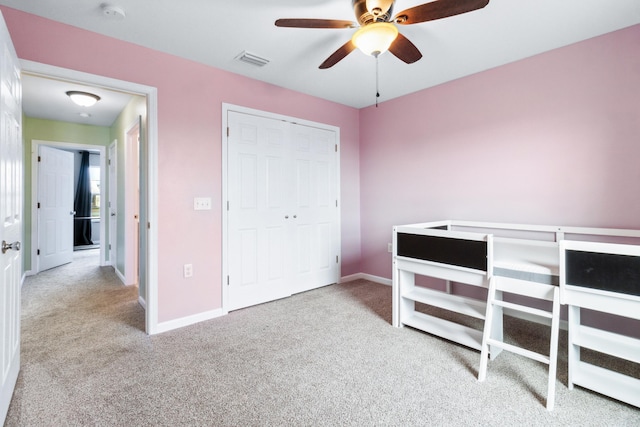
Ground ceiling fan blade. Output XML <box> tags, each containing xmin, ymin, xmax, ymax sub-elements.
<box><xmin>394</xmin><ymin>0</ymin><xmax>489</xmax><ymax>25</ymax></box>
<box><xmin>388</xmin><ymin>33</ymin><xmax>422</xmax><ymax>64</ymax></box>
<box><xmin>319</xmin><ymin>40</ymin><xmax>356</xmax><ymax>69</ymax></box>
<box><xmin>275</xmin><ymin>18</ymin><xmax>356</xmax><ymax>29</ymax></box>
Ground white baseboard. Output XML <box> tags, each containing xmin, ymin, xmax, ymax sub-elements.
<box><xmin>341</xmin><ymin>272</ymin><xmax>391</xmax><ymax>286</ymax></box>
<box><xmin>138</xmin><ymin>296</ymin><xmax>147</xmax><ymax>309</ymax></box>
<box><xmin>114</xmin><ymin>267</ymin><xmax>126</xmax><ymax>285</ymax></box>
<box><xmin>147</xmin><ymin>272</ymin><xmax>566</xmax><ymax>333</ymax></box>
<box><xmin>155</xmin><ymin>308</ymin><xmax>225</xmax><ymax>334</ymax></box>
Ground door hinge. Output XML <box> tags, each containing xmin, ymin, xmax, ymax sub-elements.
<box><xmin>227</xmin><ymin>127</ymin><xmax>230</xmax><ymax>137</ymax></box>
<box><xmin>108</xmin><ymin>159</ymin><xmax>111</xmax><ymax>166</ymax></box>
<box><xmin>227</xmin><ymin>201</ymin><xmax>230</xmax><ymax>211</ymax></box>
<box><xmin>336</xmin><ymin>200</ymin><xmax>338</xmax><ymax>208</ymax></box>
<box><xmin>227</xmin><ymin>275</ymin><xmax>230</xmax><ymax>285</ymax></box>
<box><xmin>37</xmin><ymin>249</ymin><xmax>40</xmax><ymax>255</ymax></box>
<box><xmin>109</xmin><ymin>244</ymin><xmax>111</xmax><ymax>250</ymax></box>
<box><xmin>336</xmin><ymin>255</ymin><xmax>339</xmax><ymax>264</ymax></box>
<box><xmin>37</xmin><ymin>202</ymin><xmax>41</xmax><ymax>209</ymax></box>
<box><xmin>335</xmin><ymin>144</ymin><xmax>338</xmax><ymax>153</ymax></box>
<box><xmin>37</xmin><ymin>155</ymin><xmax>41</xmax><ymax>162</ymax></box>
<box><xmin>147</xmin><ymin>222</ymin><xmax>151</xmax><ymax>230</ymax></box>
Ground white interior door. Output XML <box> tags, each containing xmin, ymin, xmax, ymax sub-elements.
<box><xmin>136</xmin><ymin>115</ymin><xmax>148</xmax><ymax>305</ymax></box>
<box><xmin>0</xmin><ymin>10</ymin><xmax>22</xmax><ymax>424</ymax></box>
<box><xmin>37</xmin><ymin>145</ymin><xmax>74</xmax><ymax>272</ymax></box>
<box><xmin>226</xmin><ymin>110</ymin><xmax>339</xmax><ymax>311</ymax></box>
<box><xmin>124</xmin><ymin>121</ymin><xmax>140</xmax><ymax>286</ymax></box>
<box><xmin>108</xmin><ymin>141</ymin><xmax>117</xmax><ymax>267</ymax></box>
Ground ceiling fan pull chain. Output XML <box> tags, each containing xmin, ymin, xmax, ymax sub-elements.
<box><xmin>375</xmin><ymin>55</ymin><xmax>380</xmax><ymax>108</ymax></box>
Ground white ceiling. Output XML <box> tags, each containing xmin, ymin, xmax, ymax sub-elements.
<box><xmin>3</xmin><ymin>0</ymin><xmax>640</xmax><ymax>125</ymax></box>
<box><xmin>22</xmin><ymin>74</ymin><xmax>134</xmax><ymax>127</ymax></box>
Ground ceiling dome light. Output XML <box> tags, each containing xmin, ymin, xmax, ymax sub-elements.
<box><xmin>352</xmin><ymin>22</ymin><xmax>398</xmax><ymax>57</ymax></box>
<box><xmin>66</xmin><ymin>91</ymin><xmax>101</xmax><ymax>107</ymax></box>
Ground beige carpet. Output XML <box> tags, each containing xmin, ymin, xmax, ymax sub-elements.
<box><xmin>4</xmin><ymin>250</ymin><xmax>640</xmax><ymax>426</ymax></box>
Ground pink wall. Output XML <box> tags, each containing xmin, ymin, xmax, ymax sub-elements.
<box><xmin>0</xmin><ymin>7</ymin><xmax>361</xmax><ymax>323</ymax></box>
<box><xmin>5</xmin><ymin>5</ymin><xmax>639</xmax><ymax>329</ymax></box>
<box><xmin>359</xmin><ymin>24</ymin><xmax>640</xmax><ymax>280</ymax></box>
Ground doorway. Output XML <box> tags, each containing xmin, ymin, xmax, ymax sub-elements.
<box><xmin>21</xmin><ymin>59</ymin><xmax>159</xmax><ymax>334</ymax></box>
<box><xmin>32</xmin><ymin>142</ymin><xmax>106</xmax><ymax>271</ymax></box>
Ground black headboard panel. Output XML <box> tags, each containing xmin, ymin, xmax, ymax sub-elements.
<box><xmin>565</xmin><ymin>250</ymin><xmax>640</xmax><ymax>297</ymax></box>
<box><xmin>397</xmin><ymin>233</ymin><xmax>487</xmax><ymax>272</ymax></box>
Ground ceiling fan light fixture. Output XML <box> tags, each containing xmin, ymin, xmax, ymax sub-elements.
<box><xmin>66</xmin><ymin>91</ymin><xmax>101</xmax><ymax>107</ymax></box>
<box><xmin>352</xmin><ymin>22</ymin><xmax>398</xmax><ymax>57</ymax></box>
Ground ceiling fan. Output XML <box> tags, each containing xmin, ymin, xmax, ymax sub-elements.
<box><xmin>275</xmin><ymin>0</ymin><xmax>490</xmax><ymax>69</ymax></box>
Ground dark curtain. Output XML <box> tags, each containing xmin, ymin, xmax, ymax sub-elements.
<box><xmin>74</xmin><ymin>151</ymin><xmax>93</xmax><ymax>246</ymax></box>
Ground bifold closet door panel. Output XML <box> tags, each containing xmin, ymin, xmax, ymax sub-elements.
<box><xmin>290</xmin><ymin>124</ymin><xmax>339</xmax><ymax>294</ymax></box>
<box><xmin>227</xmin><ymin>112</ymin><xmax>292</xmax><ymax>310</ymax></box>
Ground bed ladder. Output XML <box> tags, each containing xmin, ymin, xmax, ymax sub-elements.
<box><xmin>477</xmin><ymin>276</ymin><xmax>561</xmax><ymax>411</ymax></box>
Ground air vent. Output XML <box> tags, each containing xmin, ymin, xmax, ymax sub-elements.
<box><xmin>235</xmin><ymin>51</ymin><xmax>270</xmax><ymax>67</ymax></box>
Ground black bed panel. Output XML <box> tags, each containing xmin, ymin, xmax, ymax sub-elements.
<box><xmin>565</xmin><ymin>250</ymin><xmax>640</xmax><ymax>297</ymax></box>
<box><xmin>397</xmin><ymin>233</ymin><xmax>488</xmax><ymax>272</ymax></box>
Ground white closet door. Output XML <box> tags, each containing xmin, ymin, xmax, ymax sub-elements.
<box><xmin>227</xmin><ymin>112</ymin><xmax>292</xmax><ymax>310</ymax></box>
<box><xmin>226</xmin><ymin>111</ymin><xmax>339</xmax><ymax>311</ymax></box>
<box><xmin>290</xmin><ymin>125</ymin><xmax>338</xmax><ymax>294</ymax></box>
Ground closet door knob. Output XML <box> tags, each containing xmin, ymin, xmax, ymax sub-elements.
<box><xmin>285</xmin><ymin>215</ymin><xmax>289</xmax><ymax>219</ymax></box>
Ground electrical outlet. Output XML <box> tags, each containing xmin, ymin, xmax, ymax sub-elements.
<box><xmin>388</xmin><ymin>243</ymin><xmax>393</xmax><ymax>253</ymax></box>
<box><xmin>194</xmin><ymin>197</ymin><xmax>212</xmax><ymax>210</ymax></box>
<box><xmin>183</xmin><ymin>263</ymin><xmax>193</xmax><ymax>278</ymax></box>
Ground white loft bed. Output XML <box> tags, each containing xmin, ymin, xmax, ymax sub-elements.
<box><xmin>560</xmin><ymin>240</ymin><xmax>640</xmax><ymax>408</ymax></box>
<box><xmin>392</xmin><ymin>220</ymin><xmax>640</xmax><ymax>410</ymax></box>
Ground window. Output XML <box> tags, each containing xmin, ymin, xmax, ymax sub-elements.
<box><xmin>90</xmin><ymin>165</ymin><xmax>100</xmax><ymax>217</ymax></box>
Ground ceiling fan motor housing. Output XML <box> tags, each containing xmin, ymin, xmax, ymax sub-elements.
<box><xmin>353</xmin><ymin>0</ymin><xmax>394</xmax><ymax>26</ymax></box>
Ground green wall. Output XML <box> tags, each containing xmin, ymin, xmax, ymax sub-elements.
<box><xmin>109</xmin><ymin>95</ymin><xmax>146</xmax><ymax>294</ymax></box>
<box><xmin>23</xmin><ymin>117</ymin><xmax>110</xmax><ymax>271</ymax></box>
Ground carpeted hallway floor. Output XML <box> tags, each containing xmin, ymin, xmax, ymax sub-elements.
<box><xmin>4</xmin><ymin>250</ymin><xmax>640</xmax><ymax>426</ymax></box>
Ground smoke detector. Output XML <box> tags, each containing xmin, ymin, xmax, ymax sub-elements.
<box><xmin>101</xmin><ymin>4</ymin><xmax>126</xmax><ymax>20</ymax></box>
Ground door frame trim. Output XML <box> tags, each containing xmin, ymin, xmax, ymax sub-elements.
<box><xmin>221</xmin><ymin>103</ymin><xmax>342</xmax><ymax>314</ymax></box>
<box><xmin>31</xmin><ymin>140</ymin><xmax>107</xmax><ymax>271</ymax></box>
<box><xmin>22</xmin><ymin>60</ymin><xmax>159</xmax><ymax>335</ymax></box>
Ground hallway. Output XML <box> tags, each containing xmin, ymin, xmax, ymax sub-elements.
<box><xmin>6</xmin><ymin>250</ymin><xmax>144</xmax><ymax>424</ymax></box>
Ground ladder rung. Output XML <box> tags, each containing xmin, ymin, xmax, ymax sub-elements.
<box><xmin>487</xmin><ymin>338</ymin><xmax>551</xmax><ymax>364</ymax></box>
<box><xmin>490</xmin><ymin>299</ymin><xmax>553</xmax><ymax>319</ymax></box>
